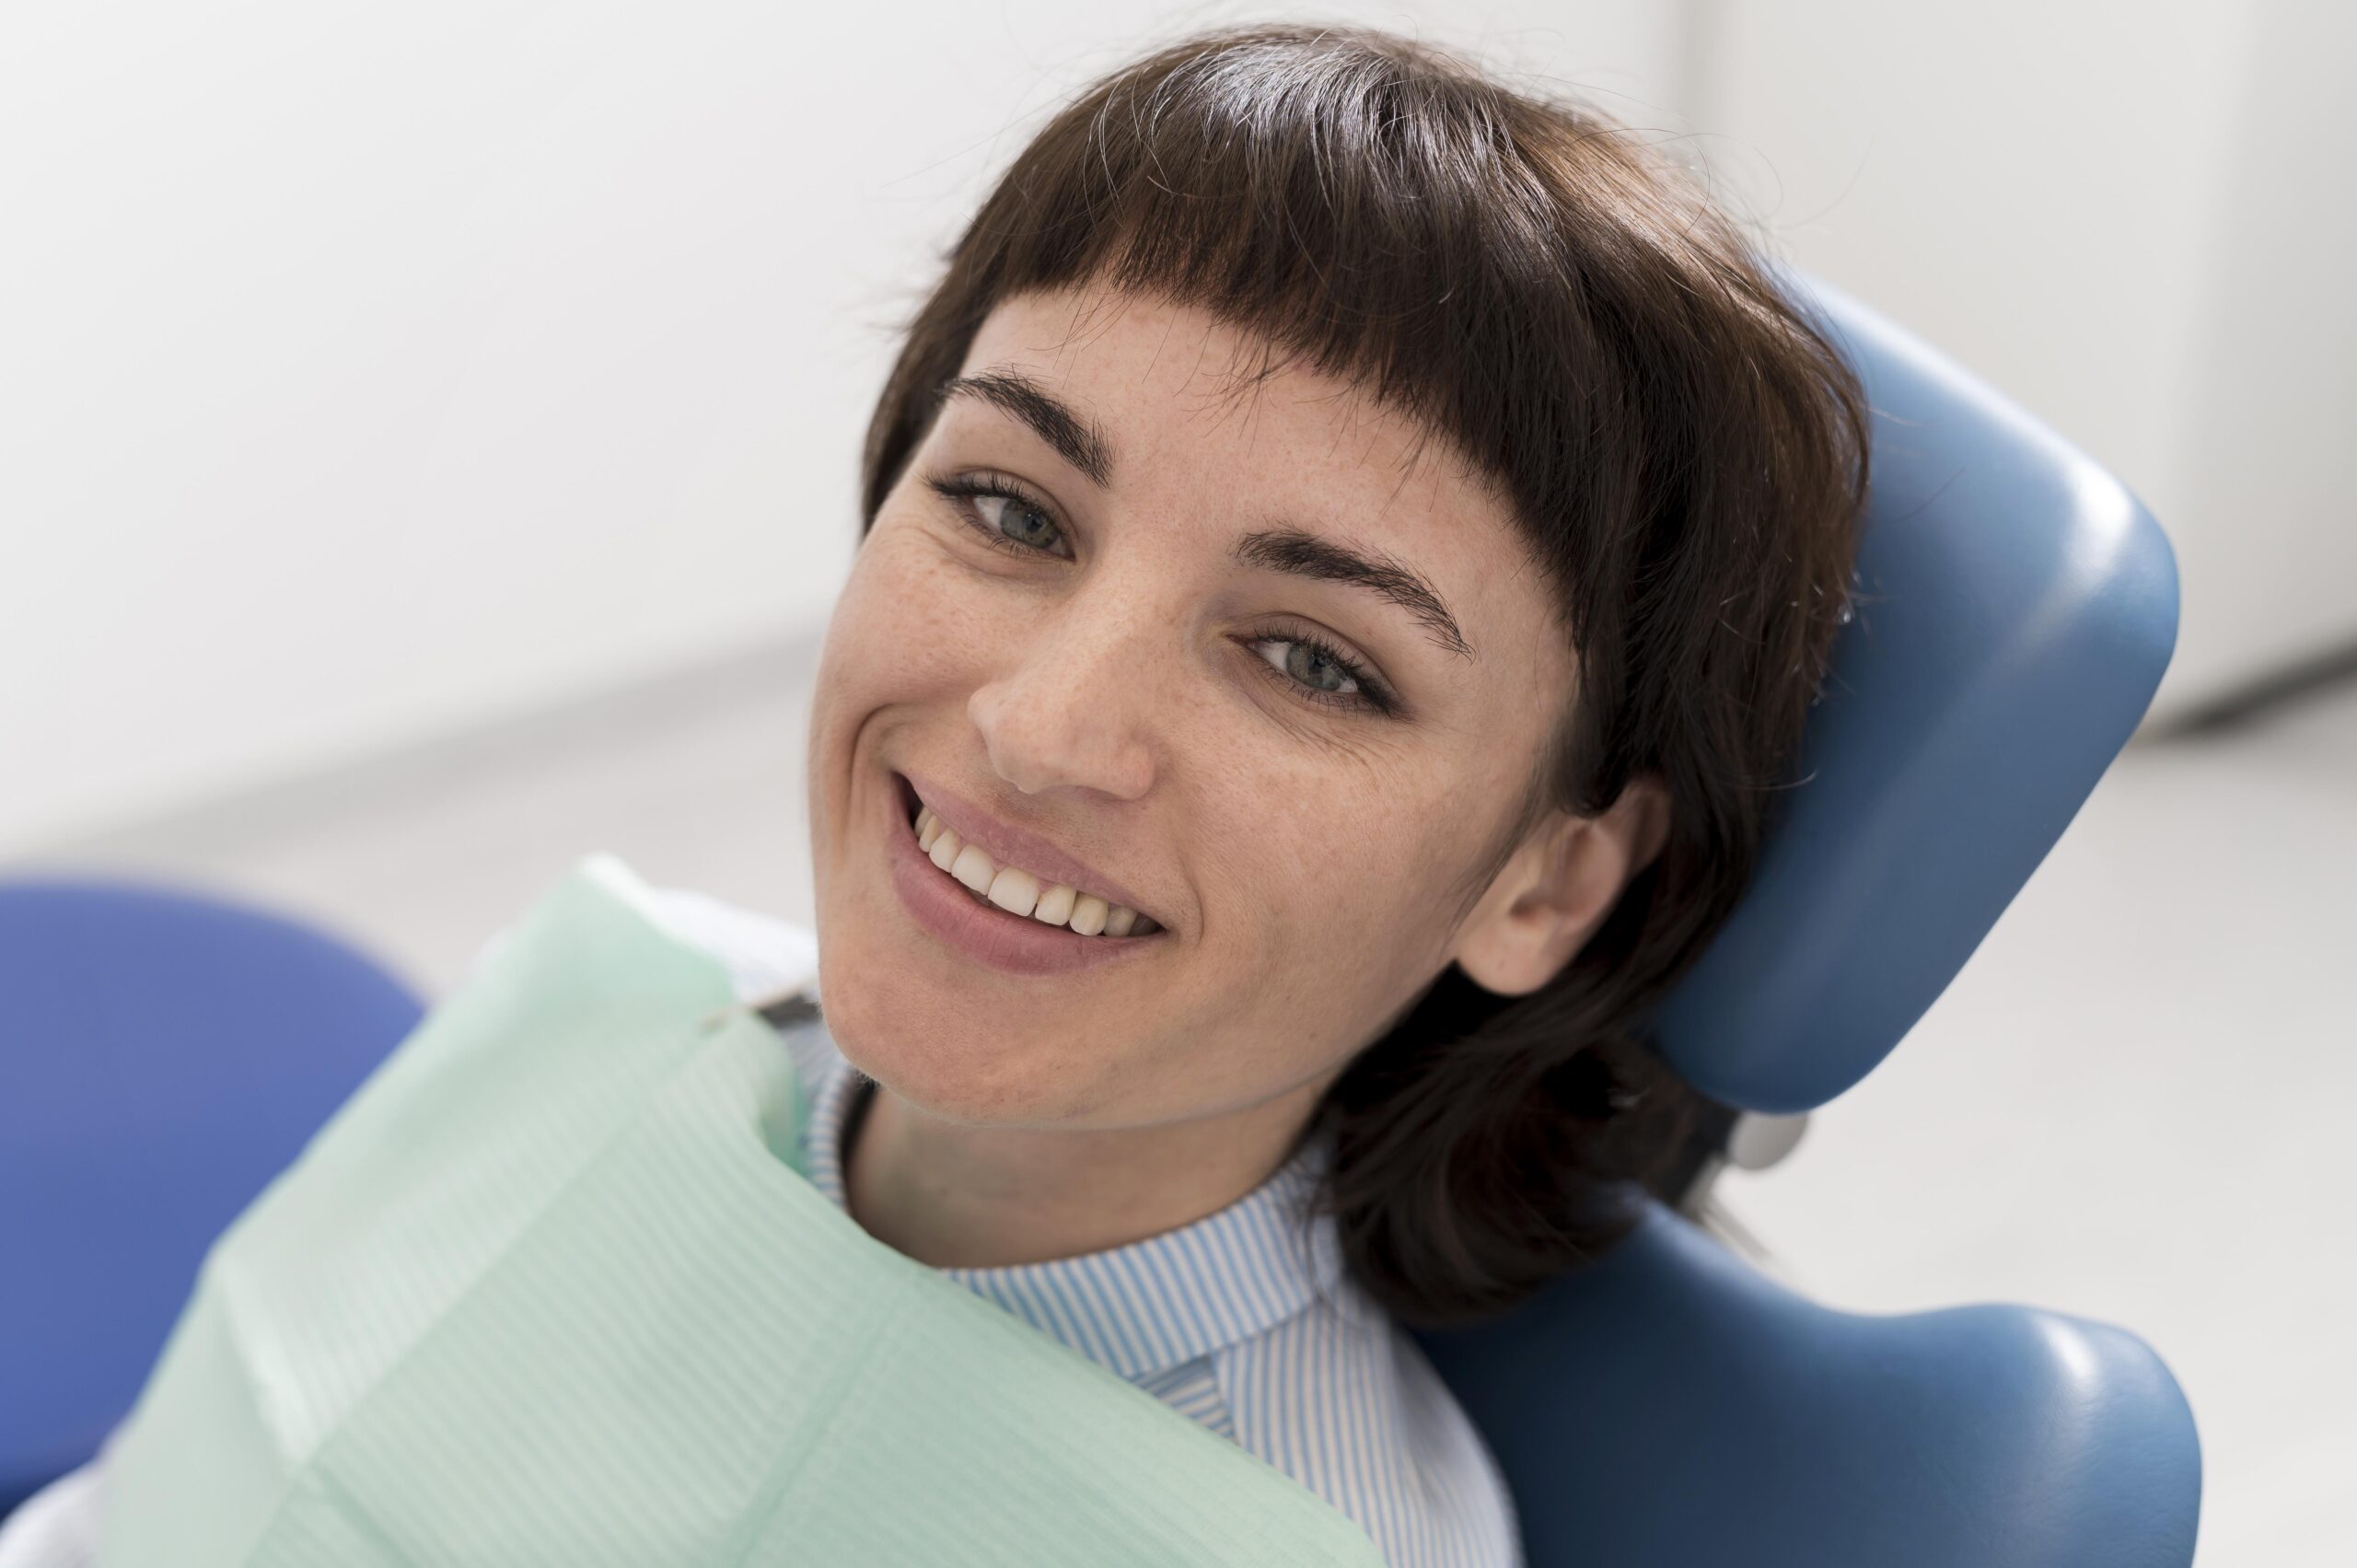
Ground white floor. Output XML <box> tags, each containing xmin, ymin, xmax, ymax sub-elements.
<box><xmin>16</xmin><ymin>637</ymin><xmax>2354</xmax><ymax>1566</ymax></box>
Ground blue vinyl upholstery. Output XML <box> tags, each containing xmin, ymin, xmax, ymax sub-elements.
<box><xmin>1653</xmin><ymin>268</ymin><xmax>2182</xmax><ymax>1115</ymax></box>
<box><xmin>1412</xmin><ymin>269</ymin><xmax>2199</xmax><ymax>1566</ymax></box>
<box><xmin>0</xmin><ymin>877</ymin><xmax>424</xmax><ymax>1516</ymax></box>
<box><xmin>1414</xmin><ymin>1206</ymin><xmax>2201</xmax><ymax>1568</ymax></box>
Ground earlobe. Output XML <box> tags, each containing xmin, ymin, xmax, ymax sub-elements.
<box><xmin>1451</xmin><ymin>772</ymin><xmax>1671</xmax><ymax>999</ymax></box>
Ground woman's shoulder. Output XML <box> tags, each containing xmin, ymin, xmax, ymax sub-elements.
<box><xmin>1215</xmin><ymin>1284</ymin><xmax>1526</xmax><ymax>1568</ymax></box>
<box><xmin>462</xmin><ymin>869</ymin><xmax>845</xmax><ymax>1114</ymax></box>
<box><xmin>468</xmin><ymin>866</ymin><xmax>819</xmax><ymax>1010</ymax></box>
<box><xmin>620</xmin><ymin>879</ymin><xmax>844</xmax><ymax>1089</ymax></box>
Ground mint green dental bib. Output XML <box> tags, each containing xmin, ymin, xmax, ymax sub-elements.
<box><xmin>94</xmin><ymin>856</ymin><xmax>1385</xmax><ymax>1567</ymax></box>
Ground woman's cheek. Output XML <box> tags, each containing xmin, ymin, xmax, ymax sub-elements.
<box><xmin>1312</xmin><ymin>796</ymin><xmax>1457</xmax><ymax>970</ymax></box>
<box><xmin>829</xmin><ymin>535</ymin><xmax>970</xmax><ymax>700</ymax></box>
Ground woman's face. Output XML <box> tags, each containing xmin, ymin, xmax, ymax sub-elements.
<box><xmin>806</xmin><ymin>283</ymin><xmax>1645</xmax><ymax>1135</ymax></box>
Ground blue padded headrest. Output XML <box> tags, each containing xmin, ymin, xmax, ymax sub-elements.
<box><xmin>1652</xmin><ymin>269</ymin><xmax>2177</xmax><ymax>1114</ymax></box>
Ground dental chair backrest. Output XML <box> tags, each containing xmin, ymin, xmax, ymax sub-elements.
<box><xmin>1408</xmin><ymin>269</ymin><xmax>2200</xmax><ymax>1567</ymax></box>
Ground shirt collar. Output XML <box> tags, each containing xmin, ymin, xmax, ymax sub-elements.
<box><xmin>795</xmin><ymin>1026</ymin><xmax>1358</xmax><ymax>1380</ymax></box>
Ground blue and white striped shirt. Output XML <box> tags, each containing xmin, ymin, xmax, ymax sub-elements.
<box><xmin>0</xmin><ymin>877</ymin><xmax>1524</xmax><ymax>1568</ymax></box>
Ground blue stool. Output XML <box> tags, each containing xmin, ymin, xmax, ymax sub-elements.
<box><xmin>0</xmin><ymin>877</ymin><xmax>424</xmax><ymax>1516</ymax></box>
<box><xmin>1410</xmin><ymin>269</ymin><xmax>2200</xmax><ymax>1565</ymax></box>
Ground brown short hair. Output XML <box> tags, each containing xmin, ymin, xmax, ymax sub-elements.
<box><xmin>858</xmin><ymin>23</ymin><xmax>1872</xmax><ymax>1328</ymax></box>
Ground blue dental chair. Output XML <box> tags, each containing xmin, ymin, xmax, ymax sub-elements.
<box><xmin>1411</xmin><ymin>267</ymin><xmax>2200</xmax><ymax>1567</ymax></box>
<box><xmin>0</xmin><ymin>267</ymin><xmax>2199</xmax><ymax>1563</ymax></box>
<box><xmin>0</xmin><ymin>880</ymin><xmax>426</xmax><ymax>1519</ymax></box>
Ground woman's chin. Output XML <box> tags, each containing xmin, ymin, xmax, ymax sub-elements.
<box><xmin>814</xmin><ymin>939</ymin><xmax>1093</xmax><ymax>1123</ymax></box>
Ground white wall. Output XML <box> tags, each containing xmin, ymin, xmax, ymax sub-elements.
<box><xmin>10</xmin><ymin>0</ymin><xmax>2348</xmax><ymax>854</ymax></box>
<box><xmin>1688</xmin><ymin>0</ymin><xmax>2357</xmax><ymax>717</ymax></box>
<box><xmin>0</xmin><ymin>0</ymin><xmax>1682</xmax><ymax>855</ymax></box>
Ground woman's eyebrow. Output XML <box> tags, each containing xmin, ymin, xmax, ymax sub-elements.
<box><xmin>937</xmin><ymin>367</ymin><xmax>1473</xmax><ymax>664</ymax></box>
<box><xmin>1233</xmin><ymin>528</ymin><xmax>1477</xmax><ymax>663</ymax></box>
<box><xmin>938</xmin><ymin>370</ymin><xmax>1115</xmax><ymax>487</ymax></box>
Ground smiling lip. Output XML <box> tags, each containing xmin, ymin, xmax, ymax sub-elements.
<box><xmin>893</xmin><ymin>770</ymin><xmax>1165</xmax><ymax>929</ymax></box>
<box><xmin>885</xmin><ymin>773</ymin><xmax>1165</xmax><ymax>976</ymax></box>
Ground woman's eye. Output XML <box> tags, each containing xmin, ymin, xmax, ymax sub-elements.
<box><xmin>1255</xmin><ymin>638</ymin><xmax>1354</xmax><ymax>698</ymax></box>
<box><xmin>923</xmin><ymin>471</ymin><xmax>1395</xmax><ymax>717</ymax></box>
<box><xmin>933</xmin><ymin>476</ymin><xmax>1071</xmax><ymax>559</ymax></box>
<box><xmin>1248</xmin><ymin>634</ymin><xmax>1398</xmax><ymax>717</ymax></box>
<box><xmin>974</xmin><ymin>493</ymin><xmax>1062</xmax><ymax>552</ymax></box>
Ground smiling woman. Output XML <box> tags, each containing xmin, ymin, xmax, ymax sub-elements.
<box><xmin>791</xmin><ymin>17</ymin><xmax>1870</xmax><ymax>1565</ymax></box>
<box><xmin>0</xmin><ymin>22</ymin><xmax>1878</xmax><ymax>1568</ymax></box>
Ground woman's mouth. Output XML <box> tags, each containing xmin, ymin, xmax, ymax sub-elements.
<box><xmin>884</xmin><ymin>770</ymin><xmax>1167</xmax><ymax>976</ymax></box>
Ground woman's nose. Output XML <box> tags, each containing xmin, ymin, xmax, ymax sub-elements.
<box><xmin>966</xmin><ymin>594</ymin><xmax>1163</xmax><ymax>802</ymax></box>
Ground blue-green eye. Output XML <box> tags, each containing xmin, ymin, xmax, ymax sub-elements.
<box><xmin>926</xmin><ymin>472</ymin><xmax>1071</xmax><ymax>560</ymax></box>
<box><xmin>1245</xmin><ymin>630</ymin><xmax>1397</xmax><ymax>716</ymax></box>
<box><xmin>919</xmin><ymin>470</ymin><xmax>1399</xmax><ymax>717</ymax></box>
<box><xmin>1256</xmin><ymin>638</ymin><xmax>1355</xmax><ymax>701</ymax></box>
<box><xmin>972</xmin><ymin>492</ymin><xmax>1063</xmax><ymax>553</ymax></box>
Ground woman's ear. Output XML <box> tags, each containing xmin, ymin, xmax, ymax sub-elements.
<box><xmin>1450</xmin><ymin>772</ymin><xmax>1671</xmax><ymax>998</ymax></box>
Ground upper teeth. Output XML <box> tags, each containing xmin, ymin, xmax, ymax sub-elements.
<box><xmin>914</xmin><ymin>807</ymin><xmax>1159</xmax><ymax>937</ymax></box>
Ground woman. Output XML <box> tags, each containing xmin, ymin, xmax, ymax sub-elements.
<box><xmin>0</xmin><ymin>21</ymin><xmax>1868</xmax><ymax>1568</ymax></box>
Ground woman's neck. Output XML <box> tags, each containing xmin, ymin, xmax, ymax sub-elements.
<box><xmin>839</xmin><ymin>1074</ymin><xmax>1333</xmax><ymax>1269</ymax></box>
